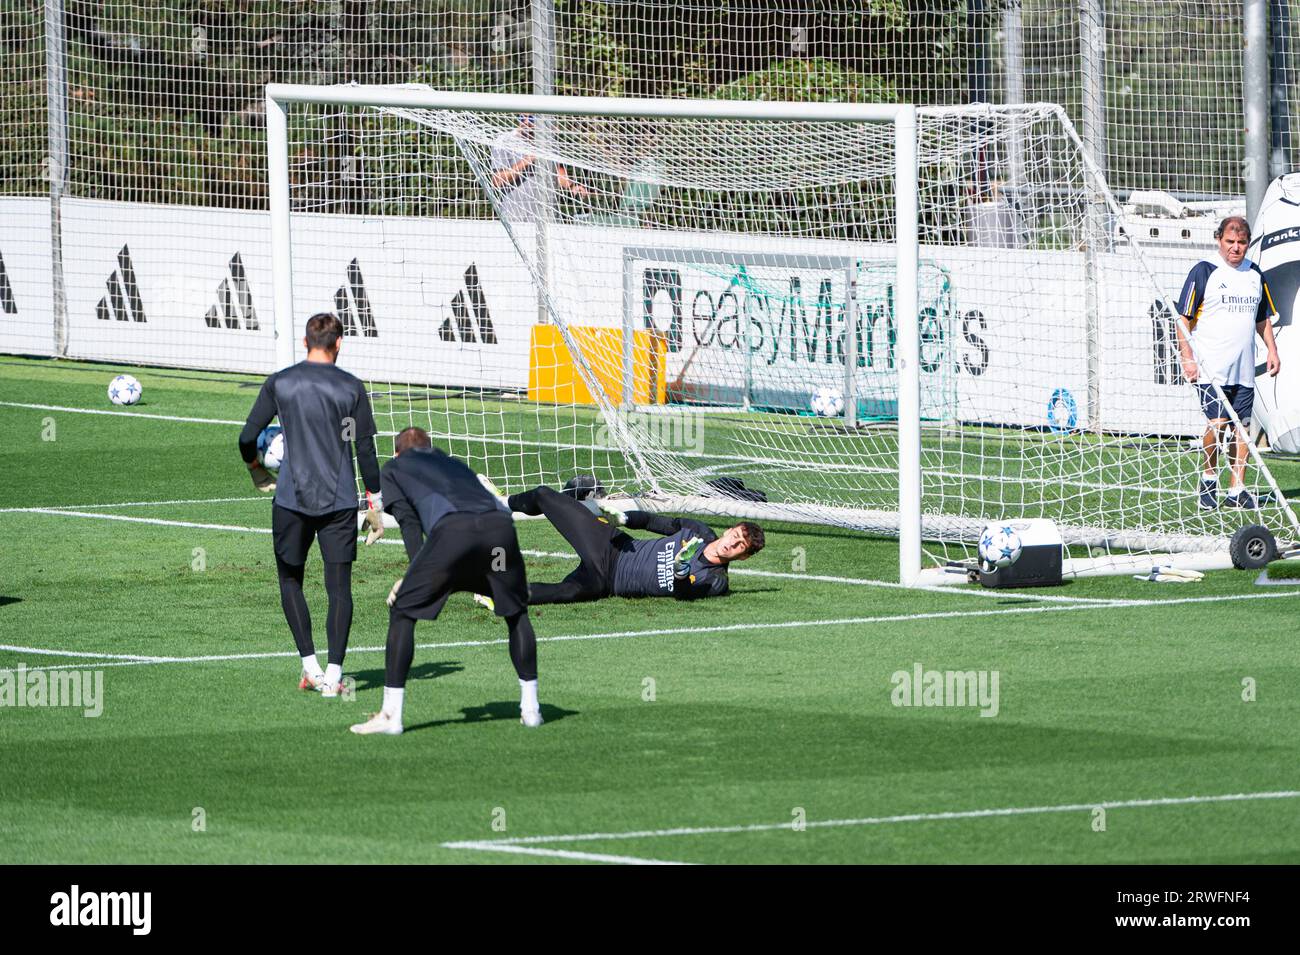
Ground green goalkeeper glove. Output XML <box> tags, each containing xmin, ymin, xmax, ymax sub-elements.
<box><xmin>596</xmin><ymin>497</ymin><xmax>627</xmax><ymax>525</ymax></box>
<box><xmin>248</xmin><ymin>462</ymin><xmax>276</xmax><ymax>493</ymax></box>
<box><xmin>363</xmin><ymin>491</ymin><xmax>384</xmax><ymax>545</ymax></box>
<box><xmin>674</xmin><ymin>536</ymin><xmax>703</xmax><ymax>577</ymax></box>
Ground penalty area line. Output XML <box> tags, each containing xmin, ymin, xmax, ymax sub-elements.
<box><xmin>449</xmin><ymin>789</ymin><xmax>1300</xmax><ymax>853</ymax></box>
<box><xmin>439</xmin><ymin>842</ymin><xmax>690</xmax><ymax>865</ymax></box>
<box><xmin>0</xmin><ymin>495</ymin><xmax>268</xmax><ymax>513</ymax></box>
<box><xmin>0</xmin><ymin>401</ymin><xmax>243</xmax><ymax>426</ymax></box>
<box><xmin>6</xmin><ymin>588</ymin><xmax>1300</xmax><ymax>674</ymax></box>
<box><xmin>0</xmin><ymin>644</ymin><xmax>166</xmax><ymax>662</ymax></box>
<box><xmin>3</xmin><ymin>507</ymin><xmax>1105</xmax><ymax>604</ymax></box>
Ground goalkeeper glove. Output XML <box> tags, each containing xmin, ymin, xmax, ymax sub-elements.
<box><xmin>386</xmin><ymin>578</ymin><xmax>402</xmax><ymax>608</ymax></box>
<box><xmin>596</xmin><ymin>498</ymin><xmax>627</xmax><ymax>525</ymax></box>
<box><xmin>363</xmin><ymin>491</ymin><xmax>384</xmax><ymax>545</ymax></box>
<box><xmin>248</xmin><ymin>463</ymin><xmax>276</xmax><ymax>493</ymax></box>
<box><xmin>673</xmin><ymin>536</ymin><xmax>704</xmax><ymax>577</ymax></box>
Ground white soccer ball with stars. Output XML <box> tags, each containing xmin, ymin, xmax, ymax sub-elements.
<box><xmin>810</xmin><ymin>386</ymin><xmax>845</xmax><ymax>417</ymax></box>
<box><xmin>258</xmin><ymin>425</ymin><xmax>286</xmax><ymax>470</ymax></box>
<box><xmin>978</xmin><ymin>523</ymin><xmax>1023</xmax><ymax>569</ymax></box>
<box><xmin>107</xmin><ymin>373</ymin><xmax>142</xmax><ymax>406</ymax></box>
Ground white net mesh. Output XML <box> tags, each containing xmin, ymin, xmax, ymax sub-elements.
<box><xmin>280</xmin><ymin>94</ymin><xmax>1299</xmax><ymax>570</ymax></box>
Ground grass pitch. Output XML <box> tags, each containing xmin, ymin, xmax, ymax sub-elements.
<box><xmin>1</xmin><ymin>356</ymin><xmax>1298</xmax><ymax>864</ymax></box>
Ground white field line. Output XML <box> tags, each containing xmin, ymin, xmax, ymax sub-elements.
<box><xmin>1</xmin><ymin>400</ymin><xmax>1235</xmax><ymax>502</ymax></box>
<box><xmin>3</xmin><ymin>505</ymin><xmax>1108</xmax><ymax>605</ymax></box>
<box><xmin>0</xmin><ymin>401</ymin><xmax>627</xmax><ymax>456</ymax></box>
<box><xmin>0</xmin><ymin>401</ymin><xmax>244</xmax><ymax>426</ymax></box>
<box><xmin>0</xmin><ymin>644</ymin><xmax>164</xmax><ymax>662</ymax></box>
<box><xmin>7</xmin><ymin>509</ymin><xmax>275</xmax><ymax>535</ymax></box>
<box><xmin>439</xmin><ymin>843</ymin><xmax>690</xmax><ymax>865</ymax></box>
<box><xmin>444</xmin><ymin>789</ymin><xmax>1300</xmax><ymax>854</ymax></box>
<box><xmin>4</xmin><ymin>588</ymin><xmax>1299</xmax><ymax>674</ymax></box>
<box><xmin>0</xmin><ymin>496</ymin><xmax>267</xmax><ymax>512</ymax></box>
<box><xmin>728</xmin><ymin>566</ymin><xmax>1114</xmax><ymax>603</ymax></box>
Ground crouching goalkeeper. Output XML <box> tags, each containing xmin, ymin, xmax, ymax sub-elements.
<box><xmin>486</xmin><ymin>483</ymin><xmax>764</xmax><ymax>605</ymax></box>
<box><xmin>350</xmin><ymin>427</ymin><xmax>541</xmax><ymax>735</ymax></box>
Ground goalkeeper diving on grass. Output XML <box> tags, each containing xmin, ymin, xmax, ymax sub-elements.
<box><xmin>474</xmin><ymin>482</ymin><xmax>765</xmax><ymax>607</ymax></box>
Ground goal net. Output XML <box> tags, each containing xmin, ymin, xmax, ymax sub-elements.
<box><xmin>268</xmin><ymin>87</ymin><xmax>1300</xmax><ymax>582</ymax></box>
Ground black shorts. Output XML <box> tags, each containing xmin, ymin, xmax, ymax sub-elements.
<box><xmin>1196</xmin><ymin>383</ymin><xmax>1254</xmax><ymax>424</ymax></box>
<box><xmin>272</xmin><ymin>504</ymin><xmax>358</xmax><ymax>566</ymax></box>
<box><xmin>390</xmin><ymin>511</ymin><xmax>528</xmax><ymax>621</ymax></box>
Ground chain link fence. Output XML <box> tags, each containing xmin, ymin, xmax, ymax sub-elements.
<box><xmin>3</xmin><ymin>1</ymin><xmax>1294</xmax><ymax>210</ymax></box>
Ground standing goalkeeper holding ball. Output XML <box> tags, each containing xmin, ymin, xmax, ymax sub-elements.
<box><xmin>238</xmin><ymin>312</ymin><xmax>385</xmax><ymax>697</ymax></box>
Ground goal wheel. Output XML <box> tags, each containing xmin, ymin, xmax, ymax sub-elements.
<box><xmin>1229</xmin><ymin>524</ymin><xmax>1277</xmax><ymax>570</ymax></box>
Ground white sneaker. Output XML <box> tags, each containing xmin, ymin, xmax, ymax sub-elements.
<box><xmin>520</xmin><ymin>707</ymin><xmax>544</xmax><ymax>728</ymax></box>
<box><xmin>319</xmin><ymin>677</ymin><xmax>342</xmax><ymax>699</ymax></box>
<box><xmin>472</xmin><ymin>592</ymin><xmax>495</xmax><ymax>612</ymax></box>
<box><xmin>298</xmin><ymin>670</ymin><xmax>324</xmax><ymax>691</ymax></box>
<box><xmin>350</xmin><ymin>711</ymin><xmax>403</xmax><ymax>735</ymax></box>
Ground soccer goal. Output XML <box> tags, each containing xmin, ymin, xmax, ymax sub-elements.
<box><xmin>264</xmin><ymin>85</ymin><xmax>1300</xmax><ymax>585</ymax></box>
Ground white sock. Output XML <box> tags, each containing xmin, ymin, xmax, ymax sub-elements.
<box><xmin>324</xmin><ymin>663</ymin><xmax>342</xmax><ymax>685</ymax></box>
<box><xmin>1203</xmin><ymin>470</ymin><xmax>1218</xmax><ymax>481</ymax></box>
<box><xmin>301</xmin><ymin>655</ymin><xmax>324</xmax><ymax>679</ymax></box>
<box><xmin>1228</xmin><ymin>484</ymin><xmax>1244</xmax><ymax>496</ymax></box>
<box><xmin>383</xmin><ymin>686</ymin><xmax>405</xmax><ymax>723</ymax></box>
<box><xmin>519</xmin><ymin>678</ymin><xmax>539</xmax><ymax>713</ymax></box>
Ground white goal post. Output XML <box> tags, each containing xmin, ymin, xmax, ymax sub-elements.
<box><xmin>263</xmin><ymin>84</ymin><xmax>1298</xmax><ymax>587</ymax></box>
<box><xmin>264</xmin><ymin>84</ymin><xmax>925</xmax><ymax>584</ymax></box>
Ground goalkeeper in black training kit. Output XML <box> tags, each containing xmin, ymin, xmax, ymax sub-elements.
<box><xmin>350</xmin><ymin>426</ymin><xmax>540</xmax><ymax>735</ymax></box>
<box><xmin>238</xmin><ymin>312</ymin><xmax>386</xmax><ymax>698</ymax></box>
<box><xmin>477</xmin><ymin>484</ymin><xmax>765</xmax><ymax>606</ymax></box>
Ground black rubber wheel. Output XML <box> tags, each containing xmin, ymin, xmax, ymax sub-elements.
<box><xmin>1230</xmin><ymin>523</ymin><xmax>1277</xmax><ymax>569</ymax></box>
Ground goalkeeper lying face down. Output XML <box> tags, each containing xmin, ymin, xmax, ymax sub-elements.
<box><xmin>485</xmin><ymin>483</ymin><xmax>764</xmax><ymax>604</ymax></box>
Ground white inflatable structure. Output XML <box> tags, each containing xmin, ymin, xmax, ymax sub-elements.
<box><xmin>1249</xmin><ymin>174</ymin><xmax>1300</xmax><ymax>452</ymax></box>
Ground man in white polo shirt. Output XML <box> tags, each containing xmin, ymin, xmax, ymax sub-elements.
<box><xmin>1176</xmin><ymin>215</ymin><xmax>1282</xmax><ymax>510</ymax></box>
<box><xmin>489</xmin><ymin>113</ymin><xmax>589</xmax><ymax>223</ymax></box>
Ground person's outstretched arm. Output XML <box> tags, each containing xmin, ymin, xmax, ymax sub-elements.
<box><xmin>623</xmin><ymin>511</ymin><xmax>712</xmax><ymax>539</ymax></box>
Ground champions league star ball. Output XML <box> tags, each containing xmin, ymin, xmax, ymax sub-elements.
<box><xmin>107</xmin><ymin>374</ymin><xmax>142</xmax><ymax>406</ymax></box>
<box><xmin>810</xmin><ymin>386</ymin><xmax>845</xmax><ymax>417</ymax></box>
<box><xmin>257</xmin><ymin>426</ymin><xmax>286</xmax><ymax>470</ymax></box>
<box><xmin>978</xmin><ymin>523</ymin><xmax>1023</xmax><ymax>569</ymax></box>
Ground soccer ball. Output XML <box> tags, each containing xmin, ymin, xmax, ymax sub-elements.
<box><xmin>810</xmin><ymin>386</ymin><xmax>845</xmax><ymax>417</ymax></box>
<box><xmin>258</xmin><ymin>426</ymin><xmax>286</xmax><ymax>470</ymax></box>
<box><xmin>978</xmin><ymin>523</ymin><xmax>1023</xmax><ymax>569</ymax></box>
<box><xmin>107</xmin><ymin>374</ymin><xmax>142</xmax><ymax>406</ymax></box>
